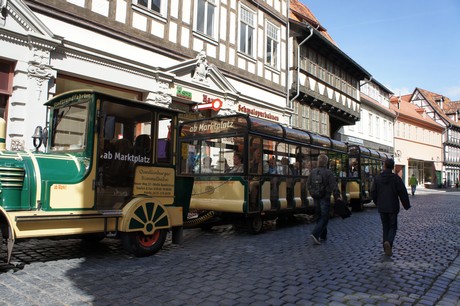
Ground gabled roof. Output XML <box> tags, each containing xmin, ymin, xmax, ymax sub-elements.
<box><xmin>413</xmin><ymin>88</ymin><xmax>460</xmax><ymax>128</ymax></box>
<box><xmin>360</xmin><ymin>93</ymin><xmax>395</xmax><ymax>118</ymax></box>
<box><xmin>3</xmin><ymin>0</ymin><xmax>61</xmax><ymax>44</ymax></box>
<box><xmin>163</xmin><ymin>57</ymin><xmax>239</xmax><ymax>97</ymax></box>
<box><xmin>289</xmin><ymin>0</ymin><xmax>336</xmax><ymax>45</ymax></box>
<box><xmin>390</xmin><ymin>94</ymin><xmax>443</xmax><ymax>131</ymax></box>
<box><xmin>289</xmin><ymin>0</ymin><xmax>371</xmax><ymax>80</ymax></box>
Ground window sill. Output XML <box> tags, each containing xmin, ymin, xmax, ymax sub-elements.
<box><xmin>264</xmin><ymin>64</ymin><xmax>280</xmax><ymax>74</ymax></box>
<box><xmin>237</xmin><ymin>51</ymin><xmax>256</xmax><ymax>63</ymax></box>
<box><xmin>192</xmin><ymin>31</ymin><xmax>218</xmax><ymax>46</ymax></box>
<box><xmin>131</xmin><ymin>4</ymin><xmax>167</xmax><ymax>24</ymax></box>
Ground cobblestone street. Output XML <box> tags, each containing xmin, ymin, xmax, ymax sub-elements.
<box><xmin>1</xmin><ymin>190</ymin><xmax>459</xmax><ymax>305</ymax></box>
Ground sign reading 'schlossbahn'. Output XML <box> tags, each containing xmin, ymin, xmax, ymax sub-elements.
<box><xmin>133</xmin><ymin>166</ymin><xmax>175</xmax><ymax>203</ymax></box>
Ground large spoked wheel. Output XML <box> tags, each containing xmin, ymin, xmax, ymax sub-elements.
<box><xmin>121</xmin><ymin>229</ymin><xmax>167</xmax><ymax>257</ymax></box>
<box><xmin>247</xmin><ymin>215</ymin><xmax>263</xmax><ymax>234</ymax></box>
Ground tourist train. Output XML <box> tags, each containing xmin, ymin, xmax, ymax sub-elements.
<box><xmin>0</xmin><ymin>90</ymin><xmax>389</xmax><ymax>263</ymax></box>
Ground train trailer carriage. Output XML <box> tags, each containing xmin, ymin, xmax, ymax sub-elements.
<box><xmin>347</xmin><ymin>145</ymin><xmax>391</xmax><ymax>211</ymax></box>
<box><xmin>178</xmin><ymin>114</ymin><xmax>350</xmax><ymax>233</ymax></box>
<box><xmin>0</xmin><ymin>90</ymin><xmax>194</xmax><ymax>264</ymax></box>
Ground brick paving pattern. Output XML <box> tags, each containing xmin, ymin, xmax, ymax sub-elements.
<box><xmin>0</xmin><ymin>189</ymin><xmax>459</xmax><ymax>305</ymax></box>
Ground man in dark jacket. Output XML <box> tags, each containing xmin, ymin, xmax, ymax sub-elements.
<box><xmin>307</xmin><ymin>154</ymin><xmax>341</xmax><ymax>245</ymax></box>
<box><xmin>371</xmin><ymin>158</ymin><xmax>410</xmax><ymax>256</ymax></box>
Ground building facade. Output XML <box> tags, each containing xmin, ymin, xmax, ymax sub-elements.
<box><xmin>338</xmin><ymin>79</ymin><xmax>395</xmax><ymax>154</ymax></box>
<box><xmin>288</xmin><ymin>0</ymin><xmax>370</xmax><ymax>138</ymax></box>
<box><xmin>410</xmin><ymin>88</ymin><xmax>460</xmax><ymax>187</ymax></box>
<box><xmin>1</xmin><ymin>0</ymin><xmax>289</xmax><ymax>151</ymax></box>
<box><xmin>390</xmin><ymin>94</ymin><xmax>443</xmax><ymax>187</ymax></box>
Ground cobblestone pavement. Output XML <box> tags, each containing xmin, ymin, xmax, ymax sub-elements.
<box><xmin>0</xmin><ymin>190</ymin><xmax>459</xmax><ymax>305</ymax></box>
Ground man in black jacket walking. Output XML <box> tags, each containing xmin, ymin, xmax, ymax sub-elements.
<box><xmin>371</xmin><ymin>158</ymin><xmax>410</xmax><ymax>256</ymax></box>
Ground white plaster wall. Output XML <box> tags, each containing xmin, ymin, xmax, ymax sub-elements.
<box><xmin>35</xmin><ymin>13</ymin><xmax>177</xmax><ymax>68</ymax></box>
<box><xmin>344</xmin><ymin>104</ymin><xmax>394</xmax><ymax>149</ymax></box>
<box><xmin>0</xmin><ymin>38</ymin><xmax>51</xmax><ymax>150</ymax></box>
<box><xmin>228</xmin><ymin>77</ymin><xmax>285</xmax><ymax>109</ymax></box>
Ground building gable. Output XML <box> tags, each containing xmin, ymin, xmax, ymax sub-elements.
<box><xmin>412</xmin><ymin>88</ymin><xmax>460</xmax><ymax>129</ymax></box>
<box><xmin>1</xmin><ymin>0</ymin><xmax>60</xmax><ymax>47</ymax></box>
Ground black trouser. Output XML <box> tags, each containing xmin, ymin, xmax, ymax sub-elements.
<box><xmin>379</xmin><ymin>212</ymin><xmax>398</xmax><ymax>246</ymax></box>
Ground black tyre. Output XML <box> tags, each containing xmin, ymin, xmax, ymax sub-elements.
<box><xmin>81</xmin><ymin>233</ymin><xmax>105</xmax><ymax>243</ymax></box>
<box><xmin>200</xmin><ymin>223</ymin><xmax>214</xmax><ymax>231</ymax></box>
<box><xmin>247</xmin><ymin>215</ymin><xmax>263</xmax><ymax>234</ymax></box>
<box><xmin>121</xmin><ymin>229</ymin><xmax>167</xmax><ymax>257</ymax></box>
<box><xmin>351</xmin><ymin>199</ymin><xmax>363</xmax><ymax>212</ymax></box>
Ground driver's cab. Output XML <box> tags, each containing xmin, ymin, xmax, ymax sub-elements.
<box><xmin>43</xmin><ymin>91</ymin><xmax>177</xmax><ymax>211</ymax></box>
<box><xmin>95</xmin><ymin>98</ymin><xmax>174</xmax><ymax>210</ymax></box>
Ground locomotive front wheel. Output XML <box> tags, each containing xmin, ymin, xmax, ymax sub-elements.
<box><xmin>247</xmin><ymin>215</ymin><xmax>263</xmax><ymax>234</ymax></box>
<box><xmin>121</xmin><ymin>229</ymin><xmax>167</xmax><ymax>257</ymax></box>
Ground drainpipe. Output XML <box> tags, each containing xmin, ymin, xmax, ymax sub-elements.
<box><xmin>360</xmin><ymin>76</ymin><xmax>373</xmax><ymax>87</ymax></box>
<box><xmin>288</xmin><ymin>24</ymin><xmax>313</xmax><ymax>109</ymax></box>
<box><xmin>285</xmin><ymin>0</ymin><xmax>290</xmax><ymax>116</ymax></box>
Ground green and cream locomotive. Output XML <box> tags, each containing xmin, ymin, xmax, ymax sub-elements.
<box><xmin>0</xmin><ymin>90</ymin><xmax>193</xmax><ymax>263</ymax></box>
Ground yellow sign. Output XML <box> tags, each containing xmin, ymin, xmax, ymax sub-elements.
<box><xmin>133</xmin><ymin>166</ymin><xmax>175</xmax><ymax>201</ymax></box>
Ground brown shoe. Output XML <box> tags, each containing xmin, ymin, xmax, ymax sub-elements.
<box><xmin>384</xmin><ymin>241</ymin><xmax>392</xmax><ymax>256</ymax></box>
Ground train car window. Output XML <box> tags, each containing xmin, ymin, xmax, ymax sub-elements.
<box><xmin>349</xmin><ymin>157</ymin><xmax>359</xmax><ymax>177</ymax></box>
<box><xmin>249</xmin><ymin>136</ymin><xmax>263</xmax><ymax>175</ymax></box>
<box><xmin>179</xmin><ymin>137</ymin><xmax>244</xmax><ymax>174</ymax></box>
<box><xmin>96</xmin><ymin>100</ymin><xmax>154</xmax><ymax>209</ymax></box>
<box><xmin>98</xmin><ymin>101</ymin><xmax>153</xmax><ymax>185</ymax></box>
<box><xmin>50</xmin><ymin>103</ymin><xmax>89</xmax><ymax>151</ymax></box>
<box><xmin>263</xmin><ymin>139</ymin><xmax>277</xmax><ymax>174</ymax></box>
<box><xmin>276</xmin><ymin>142</ymin><xmax>291</xmax><ymax>176</ymax></box>
<box><xmin>157</xmin><ymin>115</ymin><xmax>171</xmax><ymax>163</ymax></box>
<box><xmin>329</xmin><ymin>152</ymin><xmax>347</xmax><ymax>178</ymax></box>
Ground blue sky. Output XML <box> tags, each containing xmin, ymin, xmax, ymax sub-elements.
<box><xmin>302</xmin><ymin>0</ymin><xmax>460</xmax><ymax>100</ymax></box>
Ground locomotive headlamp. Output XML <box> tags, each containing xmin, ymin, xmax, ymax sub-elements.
<box><xmin>32</xmin><ymin>126</ymin><xmax>43</xmax><ymax>151</ymax></box>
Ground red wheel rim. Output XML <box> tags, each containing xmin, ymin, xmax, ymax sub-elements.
<box><xmin>137</xmin><ymin>230</ymin><xmax>160</xmax><ymax>247</ymax></box>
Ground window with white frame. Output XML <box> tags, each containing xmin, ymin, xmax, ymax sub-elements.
<box><xmin>376</xmin><ymin>117</ymin><xmax>380</xmax><ymax>138</ymax></box>
<box><xmin>136</xmin><ymin>0</ymin><xmax>163</xmax><ymax>14</ymax></box>
<box><xmin>320</xmin><ymin>112</ymin><xmax>328</xmax><ymax>135</ymax></box>
<box><xmin>266</xmin><ymin>22</ymin><xmax>279</xmax><ymax>68</ymax></box>
<box><xmin>196</xmin><ymin>0</ymin><xmax>216</xmax><ymax>37</ymax></box>
<box><xmin>311</xmin><ymin>109</ymin><xmax>319</xmax><ymax>133</ymax></box>
<box><xmin>303</xmin><ymin>106</ymin><xmax>310</xmax><ymax>131</ymax></box>
<box><xmin>383</xmin><ymin>120</ymin><xmax>387</xmax><ymax>140</ymax></box>
<box><xmin>239</xmin><ymin>6</ymin><xmax>255</xmax><ymax>57</ymax></box>
<box><xmin>357</xmin><ymin>110</ymin><xmax>363</xmax><ymax>133</ymax></box>
<box><xmin>368</xmin><ymin>113</ymin><xmax>373</xmax><ymax>136</ymax></box>
<box><xmin>292</xmin><ymin>103</ymin><xmax>299</xmax><ymax>127</ymax></box>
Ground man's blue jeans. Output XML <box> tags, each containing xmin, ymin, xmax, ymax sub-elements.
<box><xmin>311</xmin><ymin>197</ymin><xmax>330</xmax><ymax>240</ymax></box>
<box><xmin>411</xmin><ymin>185</ymin><xmax>416</xmax><ymax>195</ymax></box>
